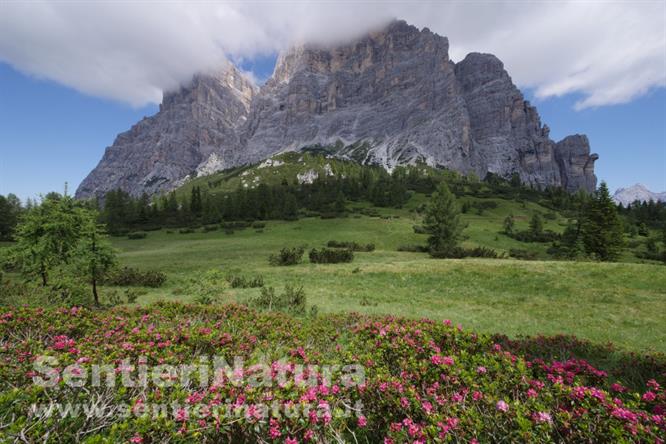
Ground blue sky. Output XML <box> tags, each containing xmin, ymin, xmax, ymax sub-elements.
<box><xmin>1</xmin><ymin>58</ymin><xmax>664</xmax><ymax>202</ymax></box>
<box><xmin>1</xmin><ymin>2</ymin><xmax>664</xmax><ymax>202</ymax></box>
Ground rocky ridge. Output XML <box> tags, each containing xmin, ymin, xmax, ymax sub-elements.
<box><xmin>76</xmin><ymin>20</ymin><xmax>598</xmax><ymax>198</ymax></box>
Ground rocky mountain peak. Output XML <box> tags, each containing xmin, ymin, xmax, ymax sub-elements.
<box><xmin>613</xmin><ymin>184</ymin><xmax>666</xmax><ymax>206</ymax></box>
<box><xmin>76</xmin><ymin>20</ymin><xmax>598</xmax><ymax>199</ymax></box>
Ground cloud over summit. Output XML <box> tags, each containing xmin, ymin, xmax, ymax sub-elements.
<box><xmin>1</xmin><ymin>1</ymin><xmax>664</xmax><ymax>109</ymax></box>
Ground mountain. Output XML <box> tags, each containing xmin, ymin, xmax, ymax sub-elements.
<box><xmin>76</xmin><ymin>20</ymin><xmax>598</xmax><ymax>199</ymax></box>
<box><xmin>613</xmin><ymin>184</ymin><xmax>666</xmax><ymax>206</ymax></box>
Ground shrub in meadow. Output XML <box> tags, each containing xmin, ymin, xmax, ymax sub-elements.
<box><xmin>102</xmin><ymin>267</ymin><xmax>167</xmax><ymax>288</ymax></box>
<box><xmin>269</xmin><ymin>247</ymin><xmax>305</xmax><ymax>266</ymax></box>
<box><xmin>252</xmin><ymin>284</ymin><xmax>306</xmax><ymax>314</ymax></box>
<box><xmin>226</xmin><ymin>274</ymin><xmax>264</xmax><ymax>289</ymax></box>
<box><xmin>327</xmin><ymin>240</ymin><xmax>375</xmax><ymax>252</ymax></box>
<box><xmin>397</xmin><ymin>244</ymin><xmax>428</xmax><ymax>252</ymax></box>
<box><xmin>309</xmin><ymin>248</ymin><xmax>354</xmax><ymax>264</ymax></box>
<box><xmin>127</xmin><ymin>232</ymin><xmax>148</xmax><ymax>240</ymax></box>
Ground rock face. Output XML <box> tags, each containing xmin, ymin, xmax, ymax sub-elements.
<box><xmin>76</xmin><ymin>65</ymin><xmax>256</xmax><ymax>197</ymax></box>
<box><xmin>613</xmin><ymin>184</ymin><xmax>666</xmax><ymax>206</ymax></box>
<box><xmin>76</xmin><ymin>20</ymin><xmax>598</xmax><ymax>198</ymax></box>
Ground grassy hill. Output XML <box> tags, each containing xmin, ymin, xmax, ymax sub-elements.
<box><xmin>176</xmin><ymin>151</ymin><xmax>368</xmax><ymax>198</ymax></box>
<box><xmin>108</xmin><ymin>209</ymin><xmax>666</xmax><ymax>353</ymax></box>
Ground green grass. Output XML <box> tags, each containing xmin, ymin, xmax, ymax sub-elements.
<box><xmin>107</xmin><ymin>205</ymin><xmax>666</xmax><ymax>354</ymax></box>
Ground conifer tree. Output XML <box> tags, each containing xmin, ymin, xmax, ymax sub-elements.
<box><xmin>423</xmin><ymin>182</ymin><xmax>464</xmax><ymax>256</ymax></box>
<box><xmin>581</xmin><ymin>182</ymin><xmax>624</xmax><ymax>261</ymax></box>
<box><xmin>529</xmin><ymin>213</ymin><xmax>544</xmax><ymax>237</ymax></box>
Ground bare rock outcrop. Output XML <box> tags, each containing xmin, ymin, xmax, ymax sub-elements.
<box><xmin>76</xmin><ymin>20</ymin><xmax>597</xmax><ymax>198</ymax></box>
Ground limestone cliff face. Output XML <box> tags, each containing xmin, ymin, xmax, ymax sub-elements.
<box><xmin>76</xmin><ymin>20</ymin><xmax>597</xmax><ymax>198</ymax></box>
<box><xmin>76</xmin><ymin>65</ymin><xmax>256</xmax><ymax>197</ymax></box>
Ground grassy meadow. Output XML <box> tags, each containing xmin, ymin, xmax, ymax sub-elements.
<box><xmin>106</xmin><ymin>198</ymin><xmax>666</xmax><ymax>353</ymax></box>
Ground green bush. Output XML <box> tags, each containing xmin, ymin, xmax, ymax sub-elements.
<box><xmin>309</xmin><ymin>247</ymin><xmax>354</xmax><ymax>264</ymax></box>
<box><xmin>509</xmin><ymin>248</ymin><xmax>539</xmax><ymax>260</ymax></box>
<box><xmin>102</xmin><ymin>267</ymin><xmax>167</xmax><ymax>287</ymax></box>
<box><xmin>179</xmin><ymin>228</ymin><xmax>195</xmax><ymax>234</ymax></box>
<box><xmin>269</xmin><ymin>247</ymin><xmax>305</xmax><ymax>266</ymax></box>
<box><xmin>327</xmin><ymin>240</ymin><xmax>375</xmax><ymax>252</ymax></box>
<box><xmin>202</xmin><ymin>224</ymin><xmax>218</xmax><ymax>232</ymax></box>
<box><xmin>412</xmin><ymin>225</ymin><xmax>428</xmax><ymax>234</ymax></box>
<box><xmin>430</xmin><ymin>246</ymin><xmax>502</xmax><ymax>259</ymax></box>
<box><xmin>397</xmin><ymin>244</ymin><xmax>428</xmax><ymax>252</ymax></box>
<box><xmin>251</xmin><ymin>221</ymin><xmax>266</xmax><ymax>229</ymax></box>
<box><xmin>127</xmin><ymin>232</ymin><xmax>147</xmax><ymax>240</ymax></box>
<box><xmin>251</xmin><ymin>284</ymin><xmax>306</xmax><ymax>314</ymax></box>
<box><xmin>226</xmin><ymin>274</ymin><xmax>264</xmax><ymax>288</ymax></box>
<box><xmin>222</xmin><ymin>221</ymin><xmax>250</xmax><ymax>230</ymax></box>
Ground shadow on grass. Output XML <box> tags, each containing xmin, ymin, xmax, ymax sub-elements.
<box><xmin>493</xmin><ymin>333</ymin><xmax>666</xmax><ymax>392</ymax></box>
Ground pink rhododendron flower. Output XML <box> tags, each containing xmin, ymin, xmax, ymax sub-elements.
<box><xmin>642</xmin><ymin>391</ymin><xmax>656</xmax><ymax>402</ymax></box>
<box><xmin>477</xmin><ymin>366</ymin><xmax>487</xmax><ymax>374</ymax></box>
<box><xmin>532</xmin><ymin>411</ymin><xmax>553</xmax><ymax>424</ymax></box>
<box><xmin>358</xmin><ymin>415</ymin><xmax>367</xmax><ymax>427</ymax></box>
<box><xmin>130</xmin><ymin>434</ymin><xmax>143</xmax><ymax>443</ymax></box>
<box><xmin>496</xmin><ymin>400</ymin><xmax>509</xmax><ymax>412</ymax></box>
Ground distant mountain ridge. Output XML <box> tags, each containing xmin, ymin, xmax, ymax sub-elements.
<box><xmin>613</xmin><ymin>184</ymin><xmax>666</xmax><ymax>206</ymax></box>
<box><xmin>76</xmin><ymin>20</ymin><xmax>598</xmax><ymax>198</ymax></box>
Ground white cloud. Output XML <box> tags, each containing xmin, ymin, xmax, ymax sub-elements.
<box><xmin>1</xmin><ymin>1</ymin><xmax>664</xmax><ymax>109</ymax></box>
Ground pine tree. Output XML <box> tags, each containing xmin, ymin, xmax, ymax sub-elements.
<box><xmin>581</xmin><ymin>182</ymin><xmax>625</xmax><ymax>261</ymax></box>
<box><xmin>283</xmin><ymin>193</ymin><xmax>299</xmax><ymax>221</ymax></box>
<box><xmin>558</xmin><ymin>220</ymin><xmax>585</xmax><ymax>259</ymax></box>
<box><xmin>423</xmin><ymin>183</ymin><xmax>464</xmax><ymax>256</ymax></box>
<box><xmin>529</xmin><ymin>214</ymin><xmax>544</xmax><ymax>237</ymax></box>
<box><xmin>75</xmin><ymin>210</ymin><xmax>116</xmax><ymax>305</ymax></box>
<box><xmin>190</xmin><ymin>186</ymin><xmax>202</xmax><ymax>216</ymax></box>
<box><xmin>503</xmin><ymin>214</ymin><xmax>515</xmax><ymax>235</ymax></box>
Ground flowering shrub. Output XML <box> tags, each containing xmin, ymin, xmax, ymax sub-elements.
<box><xmin>0</xmin><ymin>303</ymin><xmax>664</xmax><ymax>442</ymax></box>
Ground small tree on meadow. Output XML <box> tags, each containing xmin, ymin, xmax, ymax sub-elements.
<box><xmin>503</xmin><ymin>214</ymin><xmax>515</xmax><ymax>235</ymax></box>
<box><xmin>581</xmin><ymin>182</ymin><xmax>624</xmax><ymax>261</ymax></box>
<box><xmin>529</xmin><ymin>213</ymin><xmax>544</xmax><ymax>237</ymax></box>
<box><xmin>423</xmin><ymin>182</ymin><xmax>464</xmax><ymax>256</ymax></box>
<box><xmin>75</xmin><ymin>210</ymin><xmax>116</xmax><ymax>305</ymax></box>
<box><xmin>13</xmin><ymin>194</ymin><xmax>83</xmax><ymax>286</ymax></box>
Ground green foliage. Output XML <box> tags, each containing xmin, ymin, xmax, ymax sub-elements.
<box><xmin>423</xmin><ymin>183</ymin><xmax>465</xmax><ymax>256</ymax></box>
<box><xmin>430</xmin><ymin>246</ymin><xmax>502</xmax><ymax>259</ymax></box>
<box><xmin>509</xmin><ymin>248</ymin><xmax>539</xmax><ymax>260</ymax></box>
<box><xmin>503</xmin><ymin>214</ymin><xmax>515</xmax><ymax>235</ymax></box>
<box><xmin>127</xmin><ymin>231</ymin><xmax>147</xmax><ymax>239</ymax></box>
<box><xmin>102</xmin><ymin>267</ymin><xmax>167</xmax><ymax>287</ymax></box>
<box><xmin>529</xmin><ymin>213</ymin><xmax>544</xmax><ymax>236</ymax></box>
<box><xmin>0</xmin><ymin>193</ymin><xmax>22</xmax><ymax>241</ymax></box>
<box><xmin>11</xmin><ymin>195</ymin><xmax>117</xmax><ymax>304</ymax></box>
<box><xmin>13</xmin><ymin>194</ymin><xmax>83</xmax><ymax>285</ymax></box>
<box><xmin>251</xmin><ymin>284</ymin><xmax>306</xmax><ymax>314</ymax></box>
<box><xmin>309</xmin><ymin>247</ymin><xmax>354</xmax><ymax>264</ymax></box>
<box><xmin>226</xmin><ymin>274</ymin><xmax>264</xmax><ymax>288</ymax></box>
<box><xmin>326</xmin><ymin>240</ymin><xmax>375</xmax><ymax>252</ymax></box>
<box><xmin>550</xmin><ymin>221</ymin><xmax>585</xmax><ymax>259</ymax></box>
<box><xmin>74</xmin><ymin>209</ymin><xmax>117</xmax><ymax>304</ymax></box>
<box><xmin>581</xmin><ymin>182</ymin><xmax>625</xmax><ymax>261</ymax></box>
<box><xmin>269</xmin><ymin>247</ymin><xmax>305</xmax><ymax>266</ymax></box>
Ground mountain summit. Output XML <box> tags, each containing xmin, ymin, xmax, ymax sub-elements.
<box><xmin>613</xmin><ymin>184</ymin><xmax>666</xmax><ymax>206</ymax></box>
<box><xmin>76</xmin><ymin>20</ymin><xmax>598</xmax><ymax>198</ymax></box>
